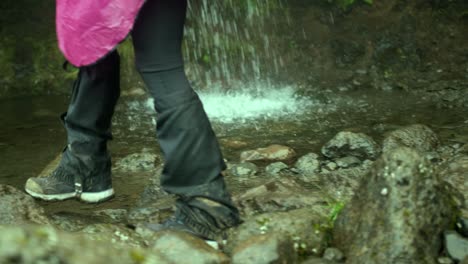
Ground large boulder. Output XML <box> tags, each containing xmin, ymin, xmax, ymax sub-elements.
<box><xmin>321</xmin><ymin>131</ymin><xmax>380</xmax><ymax>160</ymax></box>
<box><xmin>437</xmin><ymin>155</ymin><xmax>468</xmax><ymax>221</ymax></box>
<box><xmin>149</xmin><ymin>231</ymin><xmax>230</xmax><ymax>264</ymax></box>
<box><xmin>382</xmin><ymin>124</ymin><xmax>440</xmax><ymax>153</ymax></box>
<box><xmin>0</xmin><ymin>225</ymin><xmax>168</xmax><ymax>263</ymax></box>
<box><xmin>226</xmin><ymin>208</ymin><xmax>330</xmax><ymax>257</ymax></box>
<box><xmin>240</xmin><ymin>144</ymin><xmax>296</xmax><ymax>162</ymax></box>
<box><xmin>233</xmin><ymin>178</ymin><xmax>327</xmax><ymax>217</ymax></box>
<box><xmin>231</xmin><ymin>234</ymin><xmax>296</xmax><ymax>264</ymax></box>
<box><xmin>0</xmin><ymin>184</ymin><xmax>51</xmax><ymax>225</ymax></box>
<box><xmin>333</xmin><ymin>147</ymin><xmax>457</xmax><ymax>264</ymax></box>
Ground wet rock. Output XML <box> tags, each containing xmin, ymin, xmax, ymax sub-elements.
<box><xmin>80</xmin><ymin>224</ymin><xmax>147</xmax><ymax>248</ymax></box>
<box><xmin>444</xmin><ymin>231</ymin><xmax>468</xmax><ymax>262</ymax></box>
<box><xmin>231</xmin><ymin>234</ymin><xmax>296</xmax><ymax>264</ymax></box>
<box><xmin>220</xmin><ymin>138</ymin><xmax>249</xmax><ymax>149</ymax></box>
<box><xmin>150</xmin><ymin>231</ymin><xmax>229</xmax><ymax>264</ymax></box>
<box><xmin>302</xmin><ymin>257</ymin><xmax>336</xmax><ymax>264</ymax></box>
<box><xmin>240</xmin><ymin>144</ymin><xmax>296</xmax><ymax>162</ymax></box>
<box><xmin>0</xmin><ymin>225</ymin><xmax>168</xmax><ymax>263</ymax></box>
<box><xmin>50</xmin><ymin>211</ymin><xmax>102</xmax><ymax>232</ymax></box>
<box><xmin>0</xmin><ymin>184</ymin><xmax>51</xmax><ymax>225</ymax></box>
<box><xmin>321</xmin><ymin>131</ymin><xmax>380</xmax><ymax>160</ymax></box>
<box><xmin>323</xmin><ymin>247</ymin><xmax>344</xmax><ymax>262</ymax></box>
<box><xmin>437</xmin><ymin>257</ymin><xmax>454</xmax><ymax>264</ymax></box>
<box><xmin>233</xmin><ymin>179</ymin><xmax>326</xmax><ymax>217</ymax></box>
<box><xmin>265</xmin><ymin>162</ymin><xmax>289</xmax><ymax>176</ymax></box>
<box><xmin>135</xmin><ymin>166</ymin><xmax>176</xmax><ymax>207</ymax></box>
<box><xmin>307</xmin><ymin>163</ymin><xmax>373</xmax><ymax>204</ymax></box>
<box><xmin>229</xmin><ymin>162</ymin><xmax>259</xmax><ymax>177</ymax></box>
<box><xmin>92</xmin><ymin>209</ymin><xmax>129</xmax><ymax>223</ymax></box>
<box><xmin>323</xmin><ymin>162</ymin><xmax>337</xmax><ymax>171</ymax></box>
<box><xmin>226</xmin><ymin>208</ymin><xmax>329</xmax><ymax>256</ymax></box>
<box><xmin>382</xmin><ymin>124</ymin><xmax>440</xmax><ymax>153</ymax></box>
<box><xmin>335</xmin><ymin>156</ymin><xmax>361</xmax><ymax>169</ymax></box>
<box><xmin>437</xmin><ymin>155</ymin><xmax>468</xmax><ymax>222</ymax></box>
<box><xmin>295</xmin><ymin>153</ymin><xmax>320</xmax><ymax>175</ymax></box>
<box><xmin>115</xmin><ymin>151</ymin><xmax>158</xmax><ymax>172</ymax></box>
<box><xmin>333</xmin><ymin>147</ymin><xmax>457</xmax><ymax>264</ymax></box>
<box><xmin>127</xmin><ymin>205</ymin><xmax>175</xmax><ymax>226</ymax></box>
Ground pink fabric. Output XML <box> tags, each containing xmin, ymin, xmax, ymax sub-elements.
<box><xmin>56</xmin><ymin>0</ymin><xmax>146</xmax><ymax>67</ymax></box>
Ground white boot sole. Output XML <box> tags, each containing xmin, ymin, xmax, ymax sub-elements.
<box><xmin>25</xmin><ymin>188</ymin><xmax>114</xmax><ymax>203</ymax></box>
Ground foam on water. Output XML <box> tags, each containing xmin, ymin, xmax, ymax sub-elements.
<box><xmin>128</xmin><ymin>83</ymin><xmax>316</xmax><ymax>124</ymax></box>
<box><xmin>198</xmin><ymin>85</ymin><xmax>315</xmax><ymax>123</ymax></box>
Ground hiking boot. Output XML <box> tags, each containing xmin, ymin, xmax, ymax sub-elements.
<box><xmin>145</xmin><ymin>197</ymin><xmax>242</xmax><ymax>241</ymax></box>
<box><xmin>25</xmin><ymin>145</ymin><xmax>114</xmax><ymax>203</ymax></box>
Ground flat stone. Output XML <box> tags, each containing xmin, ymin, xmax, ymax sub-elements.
<box><xmin>233</xmin><ymin>178</ymin><xmax>326</xmax><ymax>217</ymax></box>
<box><xmin>226</xmin><ymin>208</ymin><xmax>329</xmax><ymax>256</ymax></box>
<box><xmin>0</xmin><ymin>184</ymin><xmax>51</xmax><ymax>225</ymax></box>
<box><xmin>150</xmin><ymin>231</ymin><xmax>230</xmax><ymax>264</ymax></box>
<box><xmin>335</xmin><ymin>156</ymin><xmax>361</xmax><ymax>169</ymax></box>
<box><xmin>324</xmin><ymin>162</ymin><xmax>337</xmax><ymax>171</ymax></box>
<box><xmin>232</xmin><ymin>234</ymin><xmax>296</xmax><ymax>264</ymax></box>
<box><xmin>240</xmin><ymin>144</ymin><xmax>296</xmax><ymax>162</ymax></box>
<box><xmin>321</xmin><ymin>131</ymin><xmax>380</xmax><ymax>160</ymax></box>
<box><xmin>295</xmin><ymin>153</ymin><xmax>320</xmax><ymax>175</ymax></box>
<box><xmin>444</xmin><ymin>231</ymin><xmax>468</xmax><ymax>262</ymax></box>
<box><xmin>229</xmin><ymin>162</ymin><xmax>258</xmax><ymax>177</ymax></box>
<box><xmin>115</xmin><ymin>152</ymin><xmax>158</xmax><ymax>172</ymax></box>
<box><xmin>265</xmin><ymin>162</ymin><xmax>289</xmax><ymax>176</ymax></box>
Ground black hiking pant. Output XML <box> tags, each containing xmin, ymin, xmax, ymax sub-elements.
<box><xmin>62</xmin><ymin>0</ymin><xmax>239</xmax><ymax>220</ymax></box>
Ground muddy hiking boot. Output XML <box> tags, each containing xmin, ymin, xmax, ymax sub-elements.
<box><xmin>25</xmin><ymin>144</ymin><xmax>114</xmax><ymax>203</ymax></box>
<box><xmin>145</xmin><ymin>197</ymin><xmax>242</xmax><ymax>242</ymax></box>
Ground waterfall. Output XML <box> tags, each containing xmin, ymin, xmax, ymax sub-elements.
<box><xmin>184</xmin><ymin>0</ymin><xmax>292</xmax><ymax>89</ymax></box>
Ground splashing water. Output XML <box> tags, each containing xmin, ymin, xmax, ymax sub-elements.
<box><xmin>197</xmin><ymin>84</ymin><xmax>315</xmax><ymax>123</ymax></box>
<box><xmin>128</xmin><ymin>84</ymin><xmax>317</xmax><ymax>124</ymax></box>
<box><xmin>126</xmin><ymin>0</ymin><xmax>317</xmax><ymax>124</ymax></box>
<box><xmin>185</xmin><ymin>0</ymin><xmax>291</xmax><ymax>87</ymax></box>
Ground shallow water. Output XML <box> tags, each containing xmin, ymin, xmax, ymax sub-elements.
<box><xmin>1</xmin><ymin>87</ymin><xmax>467</xmax><ymax>215</ymax></box>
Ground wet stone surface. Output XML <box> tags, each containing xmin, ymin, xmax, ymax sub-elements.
<box><xmin>295</xmin><ymin>153</ymin><xmax>321</xmax><ymax>175</ymax></box>
<box><xmin>231</xmin><ymin>234</ymin><xmax>296</xmax><ymax>264</ymax></box>
<box><xmin>0</xmin><ymin>184</ymin><xmax>51</xmax><ymax>226</ymax></box>
<box><xmin>382</xmin><ymin>124</ymin><xmax>440</xmax><ymax>154</ymax></box>
<box><xmin>321</xmin><ymin>131</ymin><xmax>380</xmax><ymax>160</ymax></box>
<box><xmin>333</xmin><ymin>147</ymin><xmax>457</xmax><ymax>264</ymax></box>
<box><xmin>2</xmin><ymin>86</ymin><xmax>468</xmax><ymax>263</ymax></box>
<box><xmin>444</xmin><ymin>231</ymin><xmax>468</xmax><ymax>263</ymax></box>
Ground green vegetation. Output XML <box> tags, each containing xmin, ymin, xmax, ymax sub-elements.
<box><xmin>326</xmin><ymin>200</ymin><xmax>345</xmax><ymax>227</ymax></box>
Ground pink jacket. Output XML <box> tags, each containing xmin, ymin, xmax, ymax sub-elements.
<box><xmin>56</xmin><ymin>0</ymin><xmax>145</xmax><ymax>67</ymax></box>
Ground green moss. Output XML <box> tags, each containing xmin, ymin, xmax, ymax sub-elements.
<box><xmin>129</xmin><ymin>249</ymin><xmax>146</xmax><ymax>264</ymax></box>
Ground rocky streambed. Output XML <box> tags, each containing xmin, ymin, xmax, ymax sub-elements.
<box><xmin>1</xmin><ymin>109</ymin><xmax>468</xmax><ymax>263</ymax></box>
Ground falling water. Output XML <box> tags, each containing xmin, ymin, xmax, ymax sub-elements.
<box><xmin>127</xmin><ymin>0</ymin><xmax>320</xmax><ymax>124</ymax></box>
<box><xmin>184</xmin><ymin>0</ymin><xmax>291</xmax><ymax>88</ymax></box>
<box><xmin>158</xmin><ymin>0</ymin><xmax>319</xmax><ymax>123</ymax></box>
